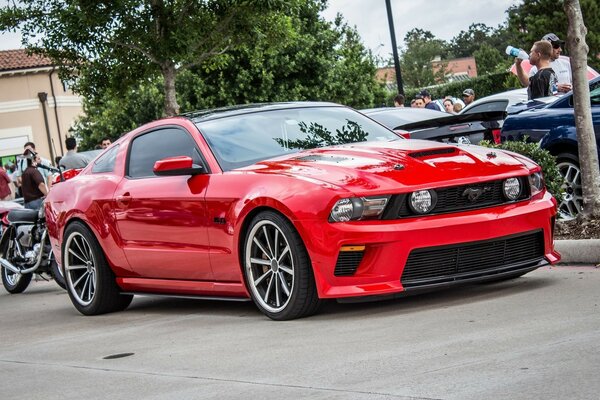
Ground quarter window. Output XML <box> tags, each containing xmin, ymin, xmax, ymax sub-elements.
<box><xmin>127</xmin><ymin>128</ymin><xmax>204</xmax><ymax>178</ymax></box>
<box><xmin>92</xmin><ymin>145</ymin><xmax>119</xmax><ymax>173</ymax></box>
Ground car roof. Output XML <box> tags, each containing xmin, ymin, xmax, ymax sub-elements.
<box><xmin>182</xmin><ymin>102</ymin><xmax>342</xmax><ymax>123</ymax></box>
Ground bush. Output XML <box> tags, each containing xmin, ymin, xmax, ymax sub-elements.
<box><xmin>479</xmin><ymin>139</ymin><xmax>564</xmax><ymax>204</ymax></box>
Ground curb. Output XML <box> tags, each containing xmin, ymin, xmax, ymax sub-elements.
<box><xmin>554</xmin><ymin>239</ymin><xmax>600</xmax><ymax>264</ymax></box>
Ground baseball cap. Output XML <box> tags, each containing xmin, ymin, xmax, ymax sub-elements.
<box><xmin>463</xmin><ymin>88</ymin><xmax>474</xmax><ymax>97</ymax></box>
<box><xmin>542</xmin><ymin>33</ymin><xmax>565</xmax><ymax>45</ymax></box>
<box><xmin>418</xmin><ymin>89</ymin><xmax>431</xmax><ymax>98</ymax></box>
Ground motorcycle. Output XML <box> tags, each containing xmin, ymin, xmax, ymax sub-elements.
<box><xmin>0</xmin><ymin>162</ymin><xmax>66</xmax><ymax>293</ymax></box>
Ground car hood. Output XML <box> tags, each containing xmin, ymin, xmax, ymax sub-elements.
<box><xmin>242</xmin><ymin>140</ymin><xmax>532</xmax><ymax>193</ymax></box>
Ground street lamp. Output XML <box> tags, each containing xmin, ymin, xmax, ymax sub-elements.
<box><xmin>385</xmin><ymin>0</ymin><xmax>404</xmax><ymax>95</ymax></box>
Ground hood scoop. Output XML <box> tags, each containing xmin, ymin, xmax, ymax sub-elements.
<box><xmin>408</xmin><ymin>147</ymin><xmax>458</xmax><ymax>158</ymax></box>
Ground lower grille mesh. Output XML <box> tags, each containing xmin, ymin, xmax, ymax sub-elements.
<box><xmin>334</xmin><ymin>251</ymin><xmax>365</xmax><ymax>276</ymax></box>
<box><xmin>402</xmin><ymin>231</ymin><xmax>544</xmax><ymax>286</ymax></box>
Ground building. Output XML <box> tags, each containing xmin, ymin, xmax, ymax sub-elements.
<box><xmin>375</xmin><ymin>56</ymin><xmax>478</xmax><ymax>89</ymax></box>
<box><xmin>432</xmin><ymin>56</ymin><xmax>478</xmax><ymax>82</ymax></box>
<box><xmin>0</xmin><ymin>49</ymin><xmax>83</xmax><ymax>167</ymax></box>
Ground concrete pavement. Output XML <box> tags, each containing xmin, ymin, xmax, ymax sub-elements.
<box><xmin>555</xmin><ymin>239</ymin><xmax>600</xmax><ymax>264</ymax></box>
<box><xmin>1</xmin><ymin>265</ymin><xmax>599</xmax><ymax>400</ymax></box>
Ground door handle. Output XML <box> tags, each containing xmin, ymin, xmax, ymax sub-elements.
<box><xmin>116</xmin><ymin>193</ymin><xmax>132</xmax><ymax>207</ymax></box>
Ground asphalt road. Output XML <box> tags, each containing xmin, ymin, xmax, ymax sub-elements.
<box><xmin>1</xmin><ymin>265</ymin><xmax>599</xmax><ymax>400</ymax></box>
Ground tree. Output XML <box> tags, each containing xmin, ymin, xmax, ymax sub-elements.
<box><xmin>400</xmin><ymin>29</ymin><xmax>449</xmax><ymax>88</ymax></box>
<box><xmin>507</xmin><ymin>0</ymin><xmax>600</xmax><ymax>70</ymax></box>
<box><xmin>71</xmin><ymin>2</ymin><xmax>386</xmax><ymax>148</ymax></box>
<box><xmin>449</xmin><ymin>23</ymin><xmax>494</xmax><ymax>58</ymax></box>
<box><xmin>0</xmin><ymin>0</ymin><xmax>296</xmax><ymax>116</ymax></box>
<box><xmin>564</xmin><ymin>0</ymin><xmax>600</xmax><ymax>218</ymax></box>
<box><xmin>473</xmin><ymin>43</ymin><xmax>509</xmax><ymax>76</ymax></box>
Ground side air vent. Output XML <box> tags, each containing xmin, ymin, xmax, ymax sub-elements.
<box><xmin>334</xmin><ymin>250</ymin><xmax>365</xmax><ymax>276</ymax></box>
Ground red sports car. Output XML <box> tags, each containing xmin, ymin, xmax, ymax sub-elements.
<box><xmin>45</xmin><ymin>103</ymin><xmax>560</xmax><ymax>320</ymax></box>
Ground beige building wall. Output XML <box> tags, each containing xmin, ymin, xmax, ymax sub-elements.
<box><xmin>0</xmin><ymin>67</ymin><xmax>82</xmax><ymax>164</ymax></box>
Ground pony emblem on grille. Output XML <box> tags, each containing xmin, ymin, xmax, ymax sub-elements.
<box><xmin>462</xmin><ymin>186</ymin><xmax>492</xmax><ymax>202</ymax></box>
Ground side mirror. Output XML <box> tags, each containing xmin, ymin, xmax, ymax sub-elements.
<box><xmin>153</xmin><ymin>156</ymin><xmax>204</xmax><ymax>176</ymax></box>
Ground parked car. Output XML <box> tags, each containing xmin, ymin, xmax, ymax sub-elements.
<box><xmin>362</xmin><ymin>106</ymin><xmax>505</xmax><ymax>144</ymax></box>
<box><xmin>45</xmin><ymin>102</ymin><xmax>560</xmax><ymax>320</ymax></box>
<box><xmin>501</xmin><ymin>76</ymin><xmax>600</xmax><ymax>219</ymax></box>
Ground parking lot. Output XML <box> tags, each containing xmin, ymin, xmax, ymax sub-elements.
<box><xmin>1</xmin><ymin>265</ymin><xmax>599</xmax><ymax>400</ymax></box>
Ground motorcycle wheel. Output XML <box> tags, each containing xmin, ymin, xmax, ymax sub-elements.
<box><xmin>50</xmin><ymin>260</ymin><xmax>66</xmax><ymax>290</ymax></box>
<box><xmin>1</xmin><ymin>267</ymin><xmax>33</xmax><ymax>294</ymax></box>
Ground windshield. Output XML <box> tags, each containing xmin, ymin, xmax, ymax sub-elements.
<box><xmin>196</xmin><ymin>106</ymin><xmax>399</xmax><ymax>170</ymax></box>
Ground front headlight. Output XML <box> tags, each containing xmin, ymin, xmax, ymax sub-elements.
<box><xmin>528</xmin><ymin>172</ymin><xmax>545</xmax><ymax>196</ymax></box>
<box><xmin>329</xmin><ymin>196</ymin><xmax>390</xmax><ymax>222</ymax></box>
<box><xmin>503</xmin><ymin>177</ymin><xmax>522</xmax><ymax>201</ymax></box>
<box><xmin>409</xmin><ymin>190</ymin><xmax>437</xmax><ymax>214</ymax></box>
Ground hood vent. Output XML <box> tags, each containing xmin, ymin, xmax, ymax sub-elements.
<box><xmin>409</xmin><ymin>148</ymin><xmax>457</xmax><ymax>158</ymax></box>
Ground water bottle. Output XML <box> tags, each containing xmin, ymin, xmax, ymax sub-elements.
<box><xmin>505</xmin><ymin>46</ymin><xmax>529</xmax><ymax>60</ymax></box>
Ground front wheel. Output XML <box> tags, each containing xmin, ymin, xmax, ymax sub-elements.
<box><xmin>50</xmin><ymin>259</ymin><xmax>66</xmax><ymax>290</ymax></box>
<box><xmin>243</xmin><ymin>211</ymin><xmax>321</xmax><ymax>320</ymax></box>
<box><xmin>556</xmin><ymin>153</ymin><xmax>582</xmax><ymax>220</ymax></box>
<box><xmin>1</xmin><ymin>267</ymin><xmax>33</xmax><ymax>294</ymax></box>
<box><xmin>62</xmin><ymin>222</ymin><xmax>133</xmax><ymax>315</ymax></box>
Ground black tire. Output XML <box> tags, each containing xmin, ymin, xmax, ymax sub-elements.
<box><xmin>243</xmin><ymin>211</ymin><xmax>321</xmax><ymax>320</ymax></box>
<box><xmin>0</xmin><ymin>230</ymin><xmax>33</xmax><ymax>294</ymax></box>
<box><xmin>62</xmin><ymin>221</ymin><xmax>133</xmax><ymax>315</ymax></box>
<box><xmin>556</xmin><ymin>152</ymin><xmax>582</xmax><ymax>220</ymax></box>
<box><xmin>1</xmin><ymin>267</ymin><xmax>33</xmax><ymax>294</ymax></box>
<box><xmin>50</xmin><ymin>259</ymin><xmax>66</xmax><ymax>290</ymax></box>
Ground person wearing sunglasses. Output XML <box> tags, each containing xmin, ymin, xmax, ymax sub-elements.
<box><xmin>516</xmin><ymin>33</ymin><xmax>572</xmax><ymax>93</ymax></box>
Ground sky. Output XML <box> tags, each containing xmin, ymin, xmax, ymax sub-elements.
<box><xmin>0</xmin><ymin>0</ymin><xmax>521</xmax><ymax>54</ymax></box>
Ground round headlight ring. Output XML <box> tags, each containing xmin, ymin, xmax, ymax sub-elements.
<box><xmin>409</xmin><ymin>190</ymin><xmax>437</xmax><ymax>214</ymax></box>
<box><xmin>503</xmin><ymin>177</ymin><xmax>522</xmax><ymax>201</ymax></box>
<box><xmin>330</xmin><ymin>198</ymin><xmax>355</xmax><ymax>222</ymax></box>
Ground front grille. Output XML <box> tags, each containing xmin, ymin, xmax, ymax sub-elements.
<box><xmin>401</xmin><ymin>230</ymin><xmax>544</xmax><ymax>287</ymax></box>
<box><xmin>334</xmin><ymin>251</ymin><xmax>365</xmax><ymax>276</ymax></box>
<box><xmin>383</xmin><ymin>178</ymin><xmax>530</xmax><ymax>219</ymax></box>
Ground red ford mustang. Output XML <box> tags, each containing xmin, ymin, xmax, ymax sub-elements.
<box><xmin>45</xmin><ymin>103</ymin><xmax>560</xmax><ymax>320</ymax></box>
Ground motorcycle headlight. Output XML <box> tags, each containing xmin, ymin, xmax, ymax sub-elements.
<box><xmin>329</xmin><ymin>196</ymin><xmax>390</xmax><ymax>222</ymax></box>
<box><xmin>503</xmin><ymin>177</ymin><xmax>522</xmax><ymax>201</ymax></box>
<box><xmin>409</xmin><ymin>190</ymin><xmax>437</xmax><ymax>214</ymax></box>
<box><xmin>528</xmin><ymin>172</ymin><xmax>545</xmax><ymax>196</ymax></box>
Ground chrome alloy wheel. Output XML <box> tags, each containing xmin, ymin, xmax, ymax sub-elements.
<box><xmin>64</xmin><ymin>232</ymin><xmax>96</xmax><ymax>306</ymax></box>
<box><xmin>4</xmin><ymin>268</ymin><xmax>21</xmax><ymax>286</ymax></box>
<box><xmin>557</xmin><ymin>160</ymin><xmax>583</xmax><ymax>220</ymax></box>
<box><xmin>245</xmin><ymin>220</ymin><xmax>295</xmax><ymax>313</ymax></box>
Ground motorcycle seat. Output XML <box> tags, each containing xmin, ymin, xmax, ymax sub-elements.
<box><xmin>7</xmin><ymin>209</ymin><xmax>38</xmax><ymax>224</ymax></box>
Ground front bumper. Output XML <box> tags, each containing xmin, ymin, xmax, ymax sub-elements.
<box><xmin>298</xmin><ymin>192</ymin><xmax>559</xmax><ymax>299</ymax></box>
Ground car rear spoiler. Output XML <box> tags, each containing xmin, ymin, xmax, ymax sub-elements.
<box><xmin>396</xmin><ymin>110</ymin><xmax>506</xmax><ymax>131</ymax></box>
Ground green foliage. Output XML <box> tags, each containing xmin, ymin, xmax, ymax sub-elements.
<box><xmin>68</xmin><ymin>1</ymin><xmax>385</xmax><ymax>145</ymax></box>
<box><xmin>480</xmin><ymin>139</ymin><xmax>564</xmax><ymax>203</ymax></box>
<box><xmin>473</xmin><ymin>43</ymin><xmax>511</xmax><ymax>76</ymax></box>
<box><xmin>402</xmin><ymin>71</ymin><xmax>516</xmax><ymax>104</ymax></box>
<box><xmin>400</xmin><ymin>29</ymin><xmax>449</xmax><ymax>88</ymax></box>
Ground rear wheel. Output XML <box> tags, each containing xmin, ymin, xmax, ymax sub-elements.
<box><xmin>243</xmin><ymin>211</ymin><xmax>321</xmax><ymax>320</ymax></box>
<box><xmin>556</xmin><ymin>153</ymin><xmax>582</xmax><ymax>220</ymax></box>
<box><xmin>63</xmin><ymin>222</ymin><xmax>132</xmax><ymax>315</ymax></box>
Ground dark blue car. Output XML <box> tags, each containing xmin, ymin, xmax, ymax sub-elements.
<box><xmin>501</xmin><ymin>77</ymin><xmax>600</xmax><ymax>219</ymax></box>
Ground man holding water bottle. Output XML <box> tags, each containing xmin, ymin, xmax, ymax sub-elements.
<box><xmin>515</xmin><ymin>33</ymin><xmax>572</xmax><ymax>93</ymax></box>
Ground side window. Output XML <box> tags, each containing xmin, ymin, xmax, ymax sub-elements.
<box><xmin>127</xmin><ymin>128</ymin><xmax>204</xmax><ymax>178</ymax></box>
<box><xmin>92</xmin><ymin>145</ymin><xmax>119</xmax><ymax>173</ymax></box>
<box><xmin>590</xmin><ymin>81</ymin><xmax>600</xmax><ymax>106</ymax></box>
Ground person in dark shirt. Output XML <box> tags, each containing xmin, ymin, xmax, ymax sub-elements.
<box><xmin>419</xmin><ymin>89</ymin><xmax>442</xmax><ymax>111</ymax></box>
<box><xmin>523</xmin><ymin>41</ymin><xmax>558</xmax><ymax>100</ymax></box>
<box><xmin>21</xmin><ymin>151</ymin><xmax>48</xmax><ymax>210</ymax></box>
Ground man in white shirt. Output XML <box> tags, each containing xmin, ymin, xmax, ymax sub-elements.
<box><xmin>516</xmin><ymin>33</ymin><xmax>572</xmax><ymax>93</ymax></box>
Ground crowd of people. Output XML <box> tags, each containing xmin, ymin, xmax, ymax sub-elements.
<box><xmin>392</xmin><ymin>32</ymin><xmax>572</xmax><ymax>111</ymax></box>
<box><xmin>0</xmin><ymin>136</ymin><xmax>111</xmax><ymax>210</ymax></box>
<box><xmin>395</xmin><ymin>87</ymin><xmax>475</xmax><ymax>114</ymax></box>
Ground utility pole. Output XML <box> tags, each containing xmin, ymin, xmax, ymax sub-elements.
<box><xmin>385</xmin><ymin>0</ymin><xmax>404</xmax><ymax>95</ymax></box>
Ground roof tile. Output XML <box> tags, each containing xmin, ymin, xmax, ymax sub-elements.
<box><xmin>0</xmin><ymin>49</ymin><xmax>53</xmax><ymax>72</ymax></box>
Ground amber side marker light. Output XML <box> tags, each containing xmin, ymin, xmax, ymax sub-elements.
<box><xmin>340</xmin><ymin>245</ymin><xmax>366</xmax><ymax>252</ymax></box>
